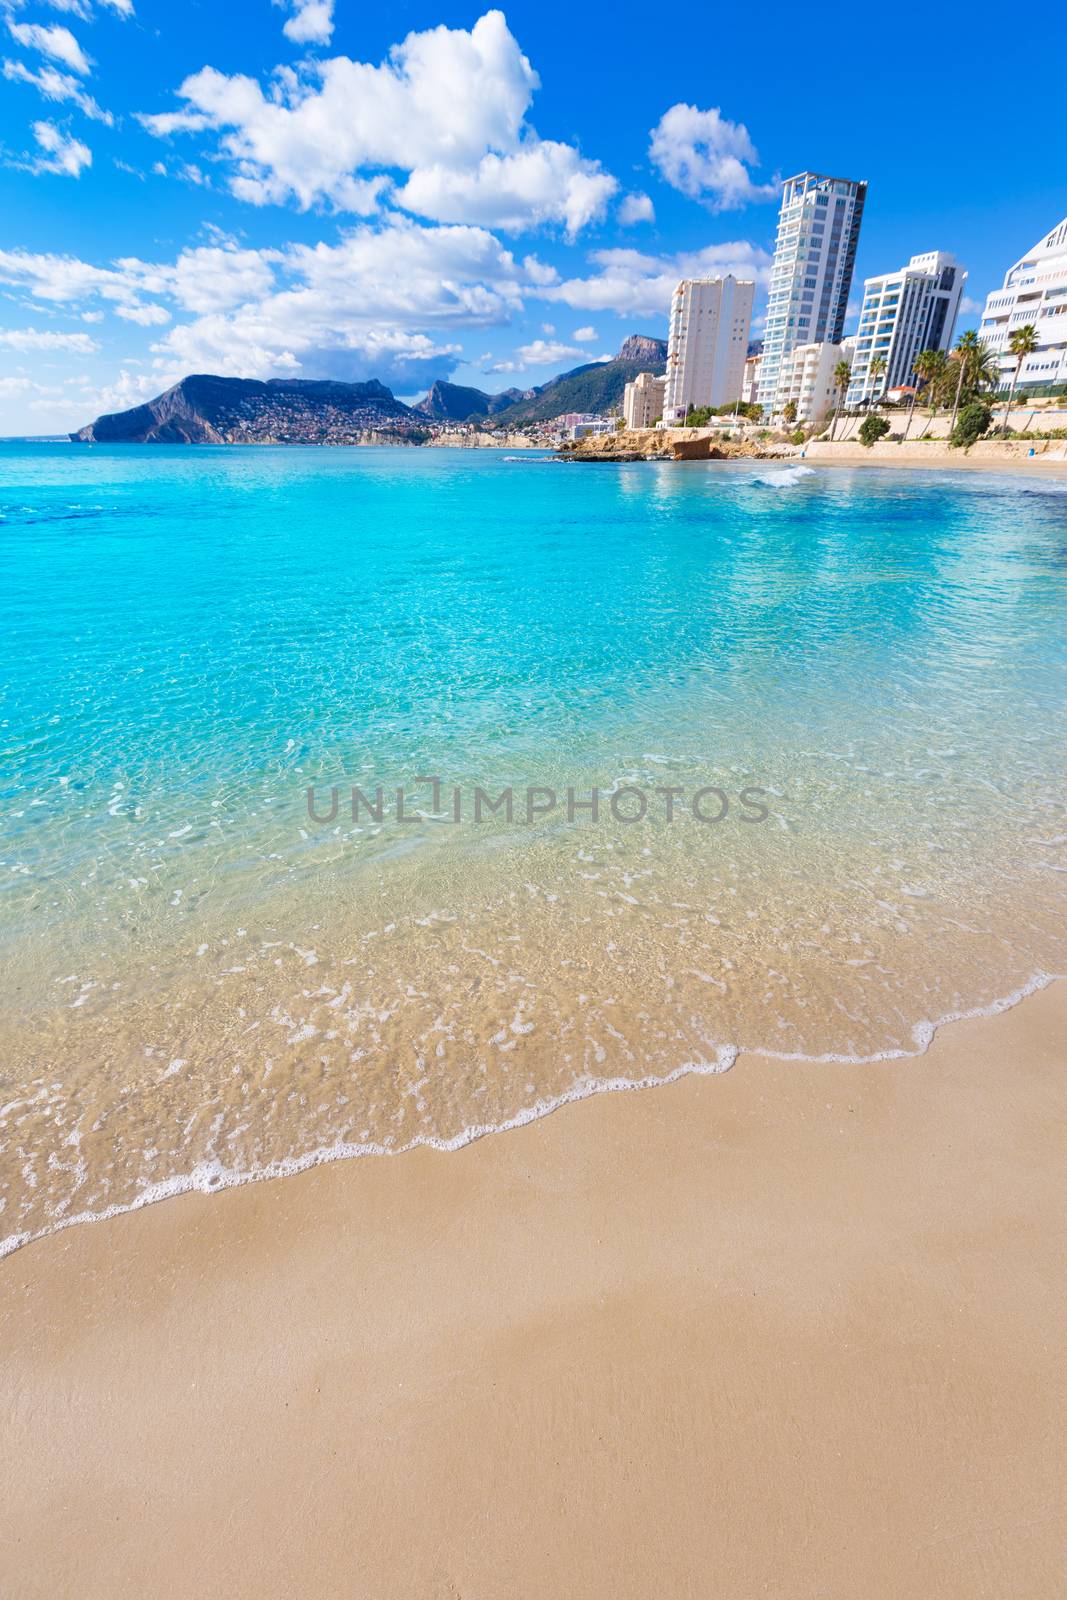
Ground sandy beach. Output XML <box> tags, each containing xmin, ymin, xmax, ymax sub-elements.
<box><xmin>801</xmin><ymin>438</ymin><xmax>1067</xmax><ymax>472</ymax></box>
<box><xmin>3</xmin><ymin>979</ymin><xmax>1065</xmax><ymax>1600</ymax></box>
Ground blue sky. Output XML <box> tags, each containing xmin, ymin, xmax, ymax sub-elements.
<box><xmin>1</xmin><ymin>0</ymin><xmax>1065</xmax><ymax>433</ymax></box>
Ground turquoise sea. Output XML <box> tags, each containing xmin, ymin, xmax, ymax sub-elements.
<box><xmin>2</xmin><ymin>444</ymin><xmax>1066</xmax><ymax>1253</ymax></box>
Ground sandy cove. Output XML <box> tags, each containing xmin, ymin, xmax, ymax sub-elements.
<box><xmin>2</xmin><ymin>980</ymin><xmax>1066</xmax><ymax>1600</ymax></box>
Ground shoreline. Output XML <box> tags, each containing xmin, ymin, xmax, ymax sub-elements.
<box><xmin>2</xmin><ymin>968</ymin><xmax>1060</xmax><ymax>1265</ymax></box>
<box><xmin>4</xmin><ymin>978</ymin><xmax>1065</xmax><ymax>1598</ymax></box>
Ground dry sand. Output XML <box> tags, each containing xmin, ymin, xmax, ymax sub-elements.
<box><xmin>3</xmin><ymin>981</ymin><xmax>1066</xmax><ymax>1599</ymax></box>
<box><xmin>802</xmin><ymin>438</ymin><xmax>1067</xmax><ymax>471</ymax></box>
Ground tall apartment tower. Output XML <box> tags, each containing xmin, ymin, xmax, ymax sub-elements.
<box><xmin>663</xmin><ymin>276</ymin><xmax>755</xmax><ymax>422</ymax></box>
<box><xmin>757</xmin><ymin>171</ymin><xmax>867</xmax><ymax>414</ymax></box>
<box><xmin>847</xmin><ymin>251</ymin><xmax>966</xmax><ymax>406</ymax></box>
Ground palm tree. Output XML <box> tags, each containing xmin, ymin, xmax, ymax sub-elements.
<box><xmin>903</xmin><ymin>353</ymin><xmax>928</xmax><ymax>440</ymax></box>
<box><xmin>830</xmin><ymin>358</ymin><xmax>853</xmax><ymax>439</ymax></box>
<box><xmin>916</xmin><ymin>348</ymin><xmax>948</xmax><ymax>438</ymax></box>
<box><xmin>869</xmin><ymin>354</ymin><xmax>888</xmax><ymax>406</ymax></box>
<box><xmin>949</xmin><ymin>329</ymin><xmax>981</xmax><ymax>437</ymax></box>
<box><xmin>1000</xmin><ymin>324</ymin><xmax>1038</xmax><ymax>435</ymax></box>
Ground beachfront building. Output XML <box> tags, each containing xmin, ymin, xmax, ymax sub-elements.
<box><xmin>979</xmin><ymin>214</ymin><xmax>1067</xmax><ymax>391</ymax></box>
<box><xmin>774</xmin><ymin>341</ymin><xmax>850</xmax><ymax>425</ymax></box>
<box><xmin>623</xmin><ymin>371</ymin><xmax>666</xmax><ymax>429</ymax></box>
<box><xmin>757</xmin><ymin>172</ymin><xmax>867</xmax><ymax>417</ymax></box>
<box><xmin>663</xmin><ymin>276</ymin><xmax>754</xmax><ymax>423</ymax></box>
<box><xmin>569</xmin><ymin>418</ymin><xmax>615</xmax><ymax>440</ymax></box>
<box><xmin>846</xmin><ymin>252</ymin><xmax>966</xmax><ymax>408</ymax></box>
<box><xmin>741</xmin><ymin>349</ymin><xmax>762</xmax><ymax>406</ymax></box>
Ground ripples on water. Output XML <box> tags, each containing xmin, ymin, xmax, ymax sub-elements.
<box><xmin>2</xmin><ymin>446</ymin><xmax>1066</xmax><ymax>1253</ymax></box>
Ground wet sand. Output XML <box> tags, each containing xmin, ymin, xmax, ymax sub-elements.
<box><xmin>3</xmin><ymin>981</ymin><xmax>1066</xmax><ymax>1599</ymax></box>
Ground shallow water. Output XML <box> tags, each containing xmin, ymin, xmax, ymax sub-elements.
<box><xmin>2</xmin><ymin>445</ymin><xmax>1066</xmax><ymax>1253</ymax></box>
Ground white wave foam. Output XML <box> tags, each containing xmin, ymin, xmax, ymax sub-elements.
<box><xmin>1</xmin><ymin>970</ymin><xmax>1061</xmax><ymax>1263</ymax></box>
<box><xmin>751</xmin><ymin>464</ymin><xmax>817</xmax><ymax>489</ymax></box>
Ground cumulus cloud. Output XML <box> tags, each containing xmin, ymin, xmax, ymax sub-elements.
<box><xmin>5</xmin><ymin>0</ymin><xmax>134</xmax><ymax>17</ymax></box>
<box><xmin>274</xmin><ymin>0</ymin><xmax>333</xmax><ymax>45</ymax></box>
<box><xmin>0</xmin><ymin>240</ymin><xmax>280</xmax><ymax>321</ymax></box>
<box><xmin>573</xmin><ymin>325</ymin><xmax>597</xmax><ymax>341</ymax></box>
<box><xmin>2</xmin><ymin>58</ymin><xmax>113</xmax><ymax>121</ymax></box>
<box><xmin>0</xmin><ymin>220</ymin><xmax>539</xmax><ymax>388</ymax></box>
<box><xmin>0</xmin><ymin>325</ymin><xmax>99</xmax><ymax>352</ymax></box>
<box><xmin>139</xmin><ymin>10</ymin><xmax>616</xmax><ymax>233</ymax></box>
<box><xmin>488</xmin><ymin>337</ymin><xmax>589</xmax><ymax>371</ymax></box>
<box><xmin>29</xmin><ymin>119</ymin><xmax>92</xmax><ymax>175</ymax></box>
<box><xmin>6</xmin><ymin>20</ymin><xmax>92</xmax><ymax>75</ymax></box>
<box><xmin>649</xmin><ymin>104</ymin><xmax>776</xmax><ymax>211</ymax></box>
<box><xmin>395</xmin><ymin>141</ymin><xmax>616</xmax><ymax>238</ymax></box>
<box><xmin>617</xmin><ymin>191</ymin><xmax>654</xmax><ymax>226</ymax></box>
<box><xmin>542</xmin><ymin>241</ymin><xmax>772</xmax><ymax>317</ymax></box>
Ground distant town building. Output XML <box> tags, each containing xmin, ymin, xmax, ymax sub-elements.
<box><xmin>758</xmin><ymin>171</ymin><xmax>867</xmax><ymax>416</ymax></box>
<box><xmin>663</xmin><ymin>276</ymin><xmax>754</xmax><ymax>423</ymax></box>
<box><xmin>980</xmin><ymin>214</ymin><xmax>1067</xmax><ymax>391</ymax></box>
<box><xmin>623</xmin><ymin>371</ymin><xmax>666</xmax><ymax>429</ymax></box>
<box><xmin>569</xmin><ymin>418</ymin><xmax>615</xmax><ymax>440</ymax></box>
<box><xmin>773</xmin><ymin>341</ymin><xmax>851</xmax><ymax>424</ymax></box>
<box><xmin>847</xmin><ymin>251</ymin><xmax>965</xmax><ymax>407</ymax></box>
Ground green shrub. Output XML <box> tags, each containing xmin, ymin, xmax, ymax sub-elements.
<box><xmin>950</xmin><ymin>401</ymin><xmax>992</xmax><ymax>449</ymax></box>
<box><xmin>859</xmin><ymin>414</ymin><xmax>891</xmax><ymax>448</ymax></box>
<box><xmin>789</xmin><ymin>427</ymin><xmax>806</xmax><ymax>445</ymax></box>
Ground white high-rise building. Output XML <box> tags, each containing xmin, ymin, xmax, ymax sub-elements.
<box><xmin>623</xmin><ymin>371</ymin><xmax>666</xmax><ymax>429</ymax></box>
<box><xmin>847</xmin><ymin>252</ymin><xmax>965</xmax><ymax>407</ymax></box>
<box><xmin>775</xmin><ymin>341</ymin><xmax>851</xmax><ymax>425</ymax></box>
<box><xmin>741</xmin><ymin>350</ymin><xmax>762</xmax><ymax>406</ymax></box>
<box><xmin>758</xmin><ymin>172</ymin><xmax>867</xmax><ymax>416</ymax></box>
<box><xmin>979</xmin><ymin>215</ymin><xmax>1067</xmax><ymax>391</ymax></box>
<box><xmin>663</xmin><ymin>276</ymin><xmax>754</xmax><ymax>422</ymax></box>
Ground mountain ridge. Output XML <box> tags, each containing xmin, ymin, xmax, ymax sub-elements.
<box><xmin>413</xmin><ymin>335</ymin><xmax>668</xmax><ymax>427</ymax></box>
<box><xmin>73</xmin><ymin>374</ymin><xmax>415</xmax><ymax>444</ymax></box>
<box><xmin>71</xmin><ymin>336</ymin><xmax>670</xmax><ymax>442</ymax></box>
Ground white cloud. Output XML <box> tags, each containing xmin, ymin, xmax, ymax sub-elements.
<box><xmin>29</xmin><ymin>119</ymin><xmax>92</xmax><ymax>176</ymax></box>
<box><xmin>6</xmin><ymin>20</ymin><xmax>92</xmax><ymax>75</ymax></box>
<box><xmin>958</xmin><ymin>294</ymin><xmax>983</xmax><ymax>316</ymax></box>
<box><xmin>0</xmin><ymin>326</ymin><xmax>99</xmax><ymax>352</ymax></box>
<box><xmin>0</xmin><ymin>240</ymin><xmax>280</xmax><ymax>320</ymax></box>
<box><xmin>2</xmin><ymin>58</ymin><xmax>112</xmax><ymax>121</ymax></box>
<box><xmin>275</xmin><ymin>0</ymin><xmax>333</xmax><ymax>45</ymax></box>
<box><xmin>542</xmin><ymin>241</ymin><xmax>772</xmax><ymax>317</ymax></box>
<box><xmin>7</xmin><ymin>0</ymin><xmax>135</xmax><ymax>16</ymax></box>
<box><xmin>115</xmin><ymin>301</ymin><xmax>172</xmax><ymax>325</ymax></box>
<box><xmin>139</xmin><ymin>11</ymin><xmax>616</xmax><ymax>233</ymax></box>
<box><xmin>395</xmin><ymin>141</ymin><xmax>616</xmax><ymax>237</ymax></box>
<box><xmin>515</xmin><ymin>338</ymin><xmax>585</xmax><ymax>365</ymax></box>
<box><xmin>0</xmin><ymin>220</ymin><xmax>537</xmax><ymax>390</ymax></box>
<box><xmin>573</xmin><ymin>325</ymin><xmax>597</xmax><ymax>341</ymax></box>
<box><xmin>19</xmin><ymin>0</ymin><xmax>91</xmax><ymax>19</ymax></box>
<box><xmin>485</xmin><ymin>336</ymin><xmax>598</xmax><ymax>374</ymax></box>
<box><xmin>617</xmin><ymin>191</ymin><xmax>654</xmax><ymax>226</ymax></box>
<box><xmin>648</xmin><ymin>104</ymin><xmax>776</xmax><ymax>211</ymax></box>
